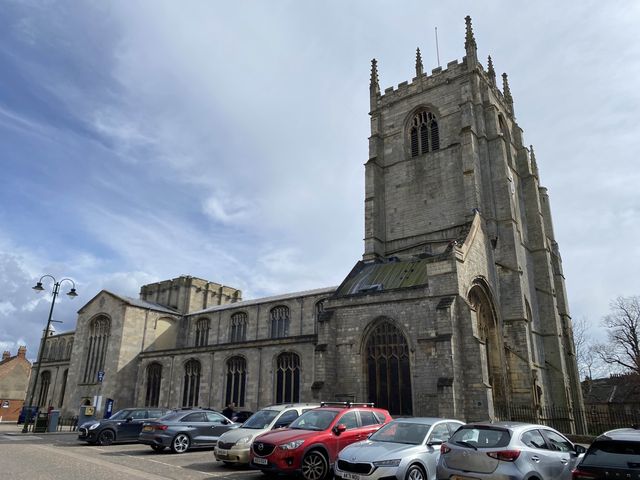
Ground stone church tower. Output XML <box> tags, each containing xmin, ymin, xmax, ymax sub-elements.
<box><xmin>318</xmin><ymin>16</ymin><xmax>585</xmax><ymax>429</ymax></box>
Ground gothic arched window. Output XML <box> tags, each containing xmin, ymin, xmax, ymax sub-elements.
<box><xmin>145</xmin><ymin>363</ymin><xmax>162</xmax><ymax>407</ymax></box>
<box><xmin>182</xmin><ymin>359</ymin><xmax>201</xmax><ymax>407</ymax></box>
<box><xmin>82</xmin><ymin>316</ymin><xmax>110</xmax><ymax>383</ymax></box>
<box><xmin>275</xmin><ymin>352</ymin><xmax>300</xmax><ymax>403</ymax></box>
<box><xmin>225</xmin><ymin>356</ymin><xmax>247</xmax><ymax>407</ymax></box>
<box><xmin>65</xmin><ymin>339</ymin><xmax>73</xmax><ymax>359</ymax></box>
<box><xmin>365</xmin><ymin>321</ymin><xmax>413</xmax><ymax>415</ymax></box>
<box><xmin>230</xmin><ymin>312</ymin><xmax>247</xmax><ymax>343</ymax></box>
<box><xmin>37</xmin><ymin>371</ymin><xmax>51</xmax><ymax>407</ymax></box>
<box><xmin>270</xmin><ymin>306</ymin><xmax>290</xmax><ymax>339</ymax></box>
<box><xmin>410</xmin><ymin>111</ymin><xmax>439</xmax><ymax>157</ymax></box>
<box><xmin>195</xmin><ymin>318</ymin><xmax>210</xmax><ymax>347</ymax></box>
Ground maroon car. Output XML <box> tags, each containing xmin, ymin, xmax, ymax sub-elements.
<box><xmin>250</xmin><ymin>402</ymin><xmax>391</xmax><ymax>480</ymax></box>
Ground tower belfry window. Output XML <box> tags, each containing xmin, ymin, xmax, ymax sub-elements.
<box><xmin>410</xmin><ymin>111</ymin><xmax>439</xmax><ymax>156</ymax></box>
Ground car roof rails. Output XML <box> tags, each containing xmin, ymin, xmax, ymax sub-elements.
<box><xmin>319</xmin><ymin>401</ymin><xmax>375</xmax><ymax>408</ymax></box>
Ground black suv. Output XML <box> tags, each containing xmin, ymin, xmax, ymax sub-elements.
<box><xmin>78</xmin><ymin>407</ymin><xmax>170</xmax><ymax>445</ymax></box>
<box><xmin>572</xmin><ymin>426</ymin><xmax>640</xmax><ymax>479</ymax></box>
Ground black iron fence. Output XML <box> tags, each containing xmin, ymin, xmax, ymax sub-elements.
<box><xmin>494</xmin><ymin>404</ymin><xmax>640</xmax><ymax>436</ymax></box>
<box><xmin>21</xmin><ymin>415</ymin><xmax>78</xmax><ymax>433</ymax></box>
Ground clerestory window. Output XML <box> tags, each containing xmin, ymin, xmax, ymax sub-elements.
<box><xmin>410</xmin><ymin>111</ymin><xmax>440</xmax><ymax>157</ymax></box>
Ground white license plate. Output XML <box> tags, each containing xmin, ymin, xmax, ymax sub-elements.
<box><xmin>217</xmin><ymin>449</ymin><xmax>228</xmax><ymax>457</ymax></box>
<box><xmin>254</xmin><ymin>457</ymin><xmax>268</xmax><ymax>465</ymax></box>
<box><xmin>342</xmin><ymin>473</ymin><xmax>360</xmax><ymax>480</ymax></box>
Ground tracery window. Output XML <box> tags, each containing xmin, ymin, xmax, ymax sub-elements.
<box><xmin>195</xmin><ymin>318</ymin><xmax>210</xmax><ymax>347</ymax></box>
<box><xmin>37</xmin><ymin>371</ymin><xmax>51</xmax><ymax>407</ymax></box>
<box><xmin>82</xmin><ymin>316</ymin><xmax>110</xmax><ymax>383</ymax></box>
<box><xmin>230</xmin><ymin>312</ymin><xmax>247</xmax><ymax>343</ymax></box>
<box><xmin>145</xmin><ymin>363</ymin><xmax>162</xmax><ymax>407</ymax></box>
<box><xmin>225</xmin><ymin>356</ymin><xmax>247</xmax><ymax>407</ymax></box>
<box><xmin>275</xmin><ymin>352</ymin><xmax>300</xmax><ymax>403</ymax></box>
<box><xmin>182</xmin><ymin>359</ymin><xmax>201</xmax><ymax>407</ymax></box>
<box><xmin>270</xmin><ymin>306</ymin><xmax>290</xmax><ymax>339</ymax></box>
<box><xmin>410</xmin><ymin>111</ymin><xmax>440</xmax><ymax>157</ymax></box>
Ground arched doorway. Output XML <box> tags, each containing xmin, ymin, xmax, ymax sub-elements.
<box><xmin>468</xmin><ymin>281</ymin><xmax>509</xmax><ymax>409</ymax></box>
<box><xmin>364</xmin><ymin>320</ymin><xmax>412</xmax><ymax>415</ymax></box>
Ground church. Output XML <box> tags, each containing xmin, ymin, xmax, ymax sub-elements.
<box><xmin>28</xmin><ymin>17</ymin><xmax>586</xmax><ymax>432</ymax></box>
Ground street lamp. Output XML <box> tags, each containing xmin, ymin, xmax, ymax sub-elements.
<box><xmin>22</xmin><ymin>275</ymin><xmax>78</xmax><ymax>433</ymax></box>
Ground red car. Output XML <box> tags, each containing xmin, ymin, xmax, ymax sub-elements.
<box><xmin>250</xmin><ymin>402</ymin><xmax>391</xmax><ymax>480</ymax></box>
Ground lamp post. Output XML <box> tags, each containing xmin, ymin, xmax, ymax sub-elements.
<box><xmin>22</xmin><ymin>275</ymin><xmax>77</xmax><ymax>433</ymax></box>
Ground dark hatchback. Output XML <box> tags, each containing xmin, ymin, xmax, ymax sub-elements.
<box><xmin>573</xmin><ymin>427</ymin><xmax>640</xmax><ymax>480</ymax></box>
<box><xmin>78</xmin><ymin>408</ymin><xmax>170</xmax><ymax>445</ymax></box>
<box><xmin>139</xmin><ymin>408</ymin><xmax>239</xmax><ymax>453</ymax></box>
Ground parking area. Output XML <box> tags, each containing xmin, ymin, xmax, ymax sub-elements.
<box><xmin>0</xmin><ymin>430</ymin><xmax>261</xmax><ymax>480</ymax></box>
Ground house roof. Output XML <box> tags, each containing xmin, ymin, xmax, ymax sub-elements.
<box><xmin>582</xmin><ymin>374</ymin><xmax>640</xmax><ymax>404</ymax></box>
<box><xmin>78</xmin><ymin>290</ymin><xmax>180</xmax><ymax>316</ymax></box>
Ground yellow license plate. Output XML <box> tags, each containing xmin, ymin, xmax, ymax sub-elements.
<box><xmin>142</xmin><ymin>426</ymin><xmax>153</xmax><ymax>432</ymax></box>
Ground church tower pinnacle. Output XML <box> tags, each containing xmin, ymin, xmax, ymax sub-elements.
<box><xmin>415</xmin><ymin>48</ymin><xmax>424</xmax><ymax>76</ymax></box>
<box><xmin>502</xmin><ymin>72</ymin><xmax>514</xmax><ymax>115</ymax></box>
<box><xmin>464</xmin><ymin>15</ymin><xmax>478</xmax><ymax>68</ymax></box>
<box><xmin>487</xmin><ymin>55</ymin><xmax>496</xmax><ymax>86</ymax></box>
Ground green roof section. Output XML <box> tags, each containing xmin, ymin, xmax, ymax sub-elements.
<box><xmin>335</xmin><ymin>256</ymin><xmax>442</xmax><ymax>297</ymax></box>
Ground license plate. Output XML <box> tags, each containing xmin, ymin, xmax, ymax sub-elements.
<box><xmin>142</xmin><ymin>426</ymin><xmax>153</xmax><ymax>432</ymax></box>
<box><xmin>254</xmin><ymin>457</ymin><xmax>268</xmax><ymax>465</ymax></box>
<box><xmin>342</xmin><ymin>473</ymin><xmax>360</xmax><ymax>480</ymax></box>
<box><xmin>217</xmin><ymin>449</ymin><xmax>228</xmax><ymax>457</ymax></box>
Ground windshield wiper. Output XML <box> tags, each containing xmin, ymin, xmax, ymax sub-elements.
<box><xmin>454</xmin><ymin>440</ymin><xmax>478</xmax><ymax>450</ymax></box>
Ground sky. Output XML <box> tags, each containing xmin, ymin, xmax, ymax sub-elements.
<box><xmin>1</xmin><ymin>0</ymin><xmax>639</xmax><ymax>362</ymax></box>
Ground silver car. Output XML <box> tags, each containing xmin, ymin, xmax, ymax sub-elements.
<box><xmin>335</xmin><ymin>417</ymin><xmax>464</xmax><ymax>480</ymax></box>
<box><xmin>437</xmin><ymin>421</ymin><xmax>586</xmax><ymax>480</ymax></box>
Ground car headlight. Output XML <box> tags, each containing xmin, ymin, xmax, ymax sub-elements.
<box><xmin>279</xmin><ymin>439</ymin><xmax>305</xmax><ymax>450</ymax></box>
<box><xmin>88</xmin><ymin>423</ymin><xmax>100</xmax><ymax>430</ymax></box>
<box><xmin>235</xmin><ymin>435</ymin><xmax>253</xmax><ymax>445</ymax></box>
<box><xmin>373</xmin><ymin>459</ymin><xmax>401</xmax><ymax>467</ymax></box>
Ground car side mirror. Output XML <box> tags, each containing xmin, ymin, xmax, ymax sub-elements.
<box><xmin>573</xmin><ymin>444</ymin><xmax>587</xmax><ymax>455</ymax></box>
<box><xmin>126</xmin><ymin>417</ymin><xmax>133</xmax><ymax>423</ymax></box>
<box><xmin>222</xmin><ymin>419</ymin><xmax>230</xmax><ymax>425</ymax></box>
<box><xmin>427</xmin><ymin>439</ymin><xmax>443</xmax><ymax>446</ymax></box>
<box><xmin>333</xmin><ymin>424</ymin><xmax>347</xmax><ymax>435</ymax></box>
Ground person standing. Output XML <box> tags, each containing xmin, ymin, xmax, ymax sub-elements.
<box><xmin>222</xmin><ymin>402</ymin><xmax>235</xmax><ymax>419</ymax></box>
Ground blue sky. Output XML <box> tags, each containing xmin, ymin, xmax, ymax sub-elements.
<box><xmin>1</xmin><ymin>1</ymin><xmax>639</xmax><ymax>362</ymax></box>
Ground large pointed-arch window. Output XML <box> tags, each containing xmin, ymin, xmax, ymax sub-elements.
<box><xmin>182</xmin><ymin>359</ymin><xmax>201</xmax><ymax>407</ymax></box>
<box><xmin>82</xmin><ymin>316</ymin><xmax>110</xmax><ymax>384</ymax></box>
<box><xmin>410</xmin><ymin>111</ymin><xmax>439</xmax><ymax>157</ymax></box>
<box><xmin>270</xmin><ymin>306</ymin><xmax>290</xmax><ymax>339</ymax></box>
<box><xmin>195</xmin><ymin>318</ymin><xmax>210</xmax><ymax>347</ymax></box>
<box><xmin>225</xmin><ymin>356</ymin><xmax>247</xmax><ymax>407</ymax></box>
<box><xmin>37</xmin><ymin>371</ymin><xmax>51</xmax><ymax>407</ymax></box>
<box><xmin>365</xmin><ymin>321</ymin><xmax>413</xmax><ymax>415</ymax></box>
<box><xmin>230</xmin><ymin>313</ymin><xmax>247</xmax><ymax>343</ymax></box>
<box><xmin>275</xmin><ymin>352</ymin><xmax>300</xmax><ymax>403</ymax></box>
<box><xmin>145</xmin><ymin>363</ymin><xmax>162</xmax><ymax>407</ymax></box>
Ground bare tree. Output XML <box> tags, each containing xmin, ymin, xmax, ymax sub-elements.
<box><xmin>572</xmin><ymin>317</ymin><xmax>602</xmax><ymax>380</ymax></box>
<box><xmin>595</xmin><ymin>296</ymin><xmax>640</xmax><ymax>375</ymax></box>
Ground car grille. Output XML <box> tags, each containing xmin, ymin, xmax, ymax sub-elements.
<box><xmin>337</xmin><ymin>460</ymin><xmax>373</xmax><ymax>474</ymax></box>
<box><xmin>252</xmin><ymin>441</ymin><xmax>275</xmax><ymax>456</ymax></box>
<box><xmin>218</xmin><ymin>441</ymin><xmax>235</xmax><ymax>449</ymax></box>
<box><xmin>79</xmin><ymin>428</ymin><xmax>87</xmax><ymax>435</ymax></box>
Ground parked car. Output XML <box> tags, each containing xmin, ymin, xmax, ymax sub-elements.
<box><xmin>437</xmin><ymin>421</ymin><xmax>586</xmax><ymax>480</ymax></box>
<box><xmin>250</xmin><ymin>402</ymin><xmax>392</xmax><ymax>480</ymax></box>
<box><xmin>231</xmin><ymin>410</ymin><xmax>254</xmax><ymax>424</ymax></box>
<box><xmin>335</xmin><ymin>417</ymin><xmax>464</xmax><ymax>480</ymax></box>
<box><xmin>572</xmin><ymin>426</ymin><xmax>640</xmax><ymax>479</ymax></box>
<box><xmin>78</xmin><ymin>407</ymin><xmax>170</xmax><ymax>445</ymax></box>
<box><xmin>139</xmin><ymin>408</ymin><xmax>239</xmax><ymax>453</ymax></box>
<box><xmin>215</xmin><ymin>403</ymin><xmax>320</xmax><ymax>465</ymax></box>
<box><xmin>17</xmin><ymin>405</ymin><xmax>39</xmax><ymax>424</ymax></box>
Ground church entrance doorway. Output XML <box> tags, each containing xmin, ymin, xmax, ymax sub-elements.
<box><xmin>364</xmin><ymin>320</ymin><xmax>413</xmax><ymax>415</ymax></box>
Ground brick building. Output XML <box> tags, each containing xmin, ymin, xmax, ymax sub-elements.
<box><xmin>0</xmin><ymin>347</ymin><xmax>31</xmax><ymax>422</ymax></box>
<box><xmin>27</xmin><ymin>17</ymin><xmax>585</xmax><ymax>432</ymax></box>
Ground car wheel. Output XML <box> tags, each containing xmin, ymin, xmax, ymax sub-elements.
<box><xmin>171</xmin><ymin>433</ymin><xmax>190</xmax><ymax>454</ymax></box>
<box><xmin>97</xmin><ymin>430</ymin><xmax>115</xmax><ymax>446</ymax></box>
<box><xmin>301</xmin><ymin>450</ymin><xmax>328</xmax><ymax>480</ymax></box>
<box><xmin>405</xmin><ymin>465</ymin><xmax>425</xmax><ymax>480</ymax></box>
<box><xmin>151</xmin><ymin>445</ymin><xmax>165</xmax><ymax>452</ymax></box>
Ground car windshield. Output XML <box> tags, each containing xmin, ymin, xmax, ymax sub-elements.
<box><xmin>581</xmin><ymin>440</ymin><xmax>640</xmax><ymax>468</ymax></box>
<box><xmin>370</xmin><ymin>422</ymin><xmax>431</xmax><ymax>445</ymax></box>
<box><xmin>449</xmin><ymin>426</ymin><xmax>511</xmax><ymax>449</ymax></box>
<box><xmin>109</xmin><ymin>409</ymin><xmax>134</xmax><ymax>421</ymax></box>
<box><xmin>289</xmin><ymin>410</ymin><xmax>338</xmax><ymax>431</ymax></box>
<box><xmin>242</xmin><ymin>410</ymin><xmax>280</xmax><ymax>429</ymax></box>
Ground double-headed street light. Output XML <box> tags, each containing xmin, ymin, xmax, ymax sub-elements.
<box><xmin>22</xmin><ymin>275</ymin><xmax>78</xmax><ymax>433</ymax></box>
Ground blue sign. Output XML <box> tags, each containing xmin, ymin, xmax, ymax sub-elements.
<box><xmin>97</xmin><ymin>371</ymin><xmax>105</xmax><ymax>383</ymax></box>
<box><xmin>104</xmin><ymin>398</ymin><xmax>114</xmax><ymax>419</ymax></box>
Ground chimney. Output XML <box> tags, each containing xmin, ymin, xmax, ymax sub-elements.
<box><xmin>17</xmin><ymin>346</ymin><xmax>27</xmax><ymax>358</ymax></box>
<box><xmin>2</xmin><ymin>351</ymin><xmax>10</xmax><ymax>361</ymax></box>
